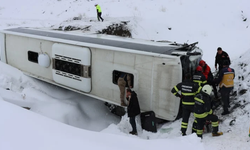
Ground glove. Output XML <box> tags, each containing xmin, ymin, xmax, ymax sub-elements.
<box><xmin>177</xmin><ymin>95</ymin><xmax>183</xmax><ymax>99</ymax></box>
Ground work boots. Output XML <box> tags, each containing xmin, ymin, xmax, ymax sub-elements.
<box><xmin>129</xmin><ymin>131</ymin><xmax>138</xmax><ymax>135</ymax></box>
<box><xmin>221</xmin><ymin>111</ymin><xmax>230</xmax><ymax>115</ymax></box>
<box><xmin>212</xmin><ymin>132</ymin><xmax>223</xmax><ymax>137</ymax></box>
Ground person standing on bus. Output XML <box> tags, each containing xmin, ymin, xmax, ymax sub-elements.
<box><xmin>94</xmin><ymin>4</ymin><xmax>104</xmax><ymax>22</ymax></box>
<box><xmin>118</xmin><ymin>73</ymin><xmax>132</xmax><ymax>106</ymax></box>
<box><xmin>126</xmin><ymin>89</ymin><xmax>141</xmax><ymax>135</ymax></box>
<box><xmin>215</xmin><ymin>60</ymin><xmax>235</xmax><ymax>115</ymax></box>
<box><xmin>171</xmin><ymin>73</ymin><xmax>201</xmax><ymax>136</ymax></box>
<box><xmin>215</xmin><ymin>47</ymin><xmax>231</xmax><ymax>72</ymax></box>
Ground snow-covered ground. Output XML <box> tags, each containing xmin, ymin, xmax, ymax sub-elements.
<box><xmin>0</xmin><ymin>0</ymin><xmax>250</xmax><ymax>150</ymax></box>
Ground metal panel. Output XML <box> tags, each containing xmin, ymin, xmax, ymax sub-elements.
<box><xmin>0</xmin><ymin>33</ymin><xmax>6</xmax><ymax>63</ymax></box>
<box><xmin>52</xmin><ymin>43</ymin><xmax>91</xmax><ymax>93</ymax></box>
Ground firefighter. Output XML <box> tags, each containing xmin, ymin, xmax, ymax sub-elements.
<box><xmin>193</xmin><ymin>66</ymin><xmax>207</xmax><ymax>87</ymax></box>
<box><xmin>215</xmin><ymin>47</ymin><xmax>231</xmax><ymax>72</ymax></box>
<box><xmin>171</xmin><ymin>73</ymin><xmax>201</xmax><ymax>136</ymax></box>
<box><xmin>194</xmin><ymin>85</ymin><xmax>223</xmax><ymax>138</ymax></box>
<box><xmin>215</xmin><ymin>60</ymin><xmax>235</xmax><ymax>115</ymax></box>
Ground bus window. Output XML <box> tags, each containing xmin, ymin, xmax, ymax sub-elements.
<box><xmin>112</xmin><ymin>70</ymin><xmax>134</xmax><ymax>88</ymax></box>
<box><xmin>181</xmin><ymin>55</ymin><xmax>202</xmax><ymax>80</ymax></box>
<box><xmin>28</xmin><ymin>51</ymin><xmax>38</xmax><ymax>63</ymax></box>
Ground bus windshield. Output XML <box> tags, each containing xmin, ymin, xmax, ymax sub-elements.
<box><xmin>181</xmin><ymin>54</ymin><xmax>202</xmax><ymax>80</ymax></box>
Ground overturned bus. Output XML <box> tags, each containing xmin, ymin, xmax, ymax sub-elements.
<box><xmin>0</xmin><ymin>27</ymin><xmax>202</xmax><ymax>121</ymax></box>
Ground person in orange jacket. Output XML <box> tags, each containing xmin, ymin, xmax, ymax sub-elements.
<box><xmin>199</xmin><ymin>60</ymin><xmax>218</xmax><ymax>99</ymax></box>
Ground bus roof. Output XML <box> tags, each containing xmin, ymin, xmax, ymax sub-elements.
<box><xmin>2</xmin><ymin>27</ymin><xmax>196</xmax><ymax>56</ymax></box>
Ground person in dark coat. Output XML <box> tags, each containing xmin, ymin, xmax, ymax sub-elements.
<box><xmin>215</xmin><ymin>60</ymin><xmax>235</xmax><ymax>115</ymax></box>
<box><xmin>126</xmin><ymin>89</ymin><xmax>141</xmax><ymax>135</ymax></box>
<box><xmin>194</xmin><ymin>85</ymin><xmax>223</xmax><ymax>138</ymax></box>
<box><xmin>171</xmin><ymin>73</ymin><xmax>202</xmax><ymax>136</ymax></box>
<box><xmin>215</xmin><ymin>47</ymin><xmax>231</xmax><ymax>72</ymax></box>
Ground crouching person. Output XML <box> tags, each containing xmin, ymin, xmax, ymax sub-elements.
<box><xmin>126</xmin><ymin>89</ymin><xmax>141</xmax><ymax>135</ymax></box>
<box><xmin>194</xmin><ymin>85</ymin><xmax>223</xmax><ymax>138</ymax></box>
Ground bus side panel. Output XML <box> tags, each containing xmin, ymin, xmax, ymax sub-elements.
<box><xmin>152</xmin><ymin>57</ymin><xmax>182</xmax><ymax>121</ymax></box>
<box><xmin>91</xmin><ymin>47</ymin><xmax>181</xmax><ymax>120</ymax></box>
<box><xmin>0</xmin><ymin>33</ymin><xmax>6</xmax><ymax>63</ymax></box>
<box><xmin>5</xmin><ymin>35</ymin><xmax>54</xmax><ymax>80</ymax></box>
<box><xmin>134</xmin><ymin>55</ymin><xmax>154</xmax><ymax>111</ymax></box>
<box><xmin>90</xmin><ymin>48</ymin><xmax>138</xmax><ymax>104</ymax></box>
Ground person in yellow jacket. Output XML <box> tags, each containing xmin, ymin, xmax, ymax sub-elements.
<box><xmin>194</xmin><ymin>85</ymin><xmax>223</xmax><ymax>138</ymax></box>
<box><xmin>215</xmin><ymin>60</ymin><xmax>235</xmax><ymax>115</ymax></box>
<box><xmin>95</xmin><ymin>4</ymin><xmax>104</xmax><ymax>22</ymax></box>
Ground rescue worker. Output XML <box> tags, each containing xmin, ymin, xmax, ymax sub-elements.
<box><xmin>215</xmin><ymin>47</ymin><xmax>231</xmax><ymax>72</ymax></box>
<box><xmin>126</xmin><ymin>89</ymin><xmax>141</xmax><ymax>135</ymax></box>
<box><xmin>193</xmin><ymin>66</ymin><xmax>207</xmax><ymax>87</ymax></box>
<box><xmin>171</xmin><ymin>73</ymin><xmax>201</xmax><ymax>136</ymax></box>
<box><xmin>94</xmin><ymin>4</ymin><xmax>104</xmax><ymax>22</ymax></box>
<box><xmin>194</xmin><ymin>85</ymin><xmax>223</xmax><ymax>138</ymax></box>
<box><xmin>215</xmin><ymin>60</ymin><xmax>235</xmax><ymax>115</ymax></box>
<box><xmin>118</xmin><ymin>73</ymin><xmax>132</xmax><ymax>106</ymax></box>
<box><xmin>199</xmin><ymin>60</ymin><xmax>218</xmax><ymax>99</ymax></box>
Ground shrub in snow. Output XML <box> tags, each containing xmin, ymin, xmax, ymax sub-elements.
<box><xmin>97</xmin><ymin>22</ymin><xmax>132</xmax><ymax>37</ymax></box>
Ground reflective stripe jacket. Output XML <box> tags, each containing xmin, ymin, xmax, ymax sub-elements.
<box><xmin>194</xmin><ymin>91</ymin><xmax>212</xmax><ymax>118</ymax></box>
<box><xmin>193</xmin><ymin>71</ymin><xmax>207</xmax><ymax>87</ymax></box>
<box><xmin>171</xmin><ymin>79</ymin><xmax>201</xmax><ymax>106</ymax></box>
<box><xmin>217</xmin><ymin>67</ymin><xmax>235</xmax><ymax>89</ymax></box>
<box><xmin>96</xmin><ymin>5</ymin><xmax>102</xmax><ymax>13</ymax></box>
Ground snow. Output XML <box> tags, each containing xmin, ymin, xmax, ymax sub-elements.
<box><xmin>0</xmin><ymin>0</ymin><xmax>250</xmax><ymax>150</ymax></box>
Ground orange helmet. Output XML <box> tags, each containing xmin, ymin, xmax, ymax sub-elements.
<box><xmin>196</xmin><ymin>66</ymin><xmax>203</xmax><ymax>72</ymax></box>
<box><xmin>199</xmin><ymin>60</ymin><xmax>206</xmax><ymax>66</ymax></box>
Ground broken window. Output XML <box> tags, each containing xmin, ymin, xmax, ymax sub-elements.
<box><xmin>112</xmin><ymin>70</ymin><xmax>134</xmax><ymax>88</ymax></box>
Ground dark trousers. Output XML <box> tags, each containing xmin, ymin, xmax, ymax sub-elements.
<box><xmin>218</xmin><ymin>65</ymin><xmax>223</xmax><ymax>73</ymax></box>
<box><xmin>130</xmin><ymin>116</ymin><xmax>137</xmax><ymax>133</ymax></box>
<box><xmin>211</xmin><ymin>82</ymin><xmax>218</xmax><ymax>98</ymax></box>
<box><xmin>97</xmin><ymin>12</ymin><xmax>103</xmax><ymax>21</ymax></box>
<box><xmin>196</xmin><ymin>114</ymin><xmax>219</xmax><ymax>138</ymax></box>
<box><xmin>181</xmin><ymin>105</ymin><xmax>194</xmax><ymax>135</ymax></box>
<box><xmin>220</xmin><ymin>88</ymin><xmax>231</xmax><ymax>112</ymax></box>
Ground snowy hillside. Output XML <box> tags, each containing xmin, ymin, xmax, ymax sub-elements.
<box><xmin>0</xmin><ymin>0</ymin><xmax>250</xmax><ymax>150</ymax></box>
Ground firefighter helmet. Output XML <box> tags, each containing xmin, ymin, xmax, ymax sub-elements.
<box><xmin>202</xmin><ymin>84</ymin><xmax>212</xmax><ymax>95</ymax></box>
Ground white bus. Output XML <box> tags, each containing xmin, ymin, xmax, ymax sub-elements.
<box><xmin>0</xmin><ymin>27</ymin><xmax>202</xmax><ymax>121</ymax></box>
